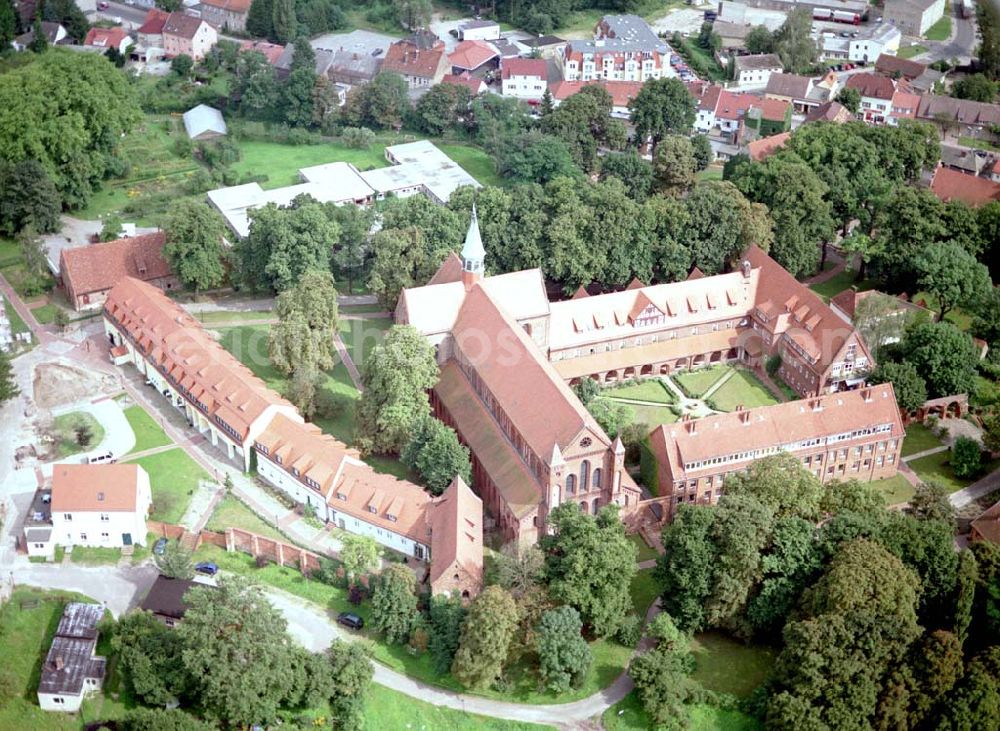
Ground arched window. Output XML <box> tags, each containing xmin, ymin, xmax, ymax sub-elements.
<box><xmin>592</xmin><ymin>468</ymin><xmax>602</xmax><ymax>489</ymax></box>
<box><xmin>566</xmin><ymin>474</ymin><xmax>577</xmax><ymax>494</ymax></box>
<box><xmin>592</xmin><ymin>497</ymin><xmax>600</xmax><ymax>514</ymax></box>
<box><xmin>580</xmin><ymin>500</ymin><xmax>588</xmax><ymax>514</ymax></box>
<box><xmin>580</xmin><ymin>461</ymin><xmax>590</xmax><ymax>492</ymax></box>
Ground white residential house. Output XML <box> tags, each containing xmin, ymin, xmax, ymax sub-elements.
<box><xmin>459</xmin><ymin>19</ymin><xmax>500</xmax><ymax>41</ymax></box>
<box><xmin>501</xmin><ymin>57</ymin><xmax>548</xmax><ymax>100</ymax></box>
<box><xmin>50</xmin><ymin>464</ymin><xmax>151</xmax><ymax>549</ymax></box>
<box><xmin>733</xmin><ymin>54</ymin><xmax>782</xmax><ymax>88</ymax></box>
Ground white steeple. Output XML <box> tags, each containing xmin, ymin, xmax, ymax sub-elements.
<box><xmin>461</xmin><ymin>204</ymin><xmax>485</xmax><ymax>276</ymax></box>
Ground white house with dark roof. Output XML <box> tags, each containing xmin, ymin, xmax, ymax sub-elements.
<box><xmin>37</xmin><ymin>603</ymin><xmax>106</xmax><ymax>712</ymax></box>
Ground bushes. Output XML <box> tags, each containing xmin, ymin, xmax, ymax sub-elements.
<box><xmin>951</xmin><ymin>436</ymin><xmax>983</xmax><ymax>479</ymax></box>
<box><xmin>638</xmin><ymin>438</ymin><xmax>660</xmax><ymax>496</ymax></box>
<box><xmin>766</xmin><ymin>354</ymin><xmax>782</xmax><ymax>377</ymax></box>
<box><xmin>341</xmin><ymin>126</ymin><xmax>376</xmax><ymax>149</ymax></box>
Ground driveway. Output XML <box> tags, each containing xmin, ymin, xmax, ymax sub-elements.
<box><xmin>8</xmin><ymin>560</ymin><xmax>159</xmax><ymax>617</ymax></box>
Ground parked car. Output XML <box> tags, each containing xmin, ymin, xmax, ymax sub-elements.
<box><xmin>845</xmin><ymin>63</ymin><xmax>854</xmax><ymax>70</ymax></box>
<box><xmin>88</xmin><ymin>451</ymin><xmax>115</xmax><ymax>464</ymax></box>
<box><xmin>337</xmin><ymin>612</ymin><xmax>364</xmax><ymax>630</ymax></box>
<box><xmin>98</xmin><ymin>0</ymin><xmax>108</xmax><ymax>7</ymax></box>
<box><xmin>153</xmin><ymin>537</ymin><xmax>168</xmax><ymax>556</ymax></box>
<box><xmin>194</xmin><ymin>562</ymin><xmax>219</xmax><ymax>576</ymax></box>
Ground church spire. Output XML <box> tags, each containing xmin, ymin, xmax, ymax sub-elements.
<box><xmin>461</xmin><ymin>204</ymin><xmax>485</xmax><ymax>289</ymax></box>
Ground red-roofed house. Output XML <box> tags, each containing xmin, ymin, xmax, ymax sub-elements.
<box><xmin>442</xmin><ymin>73</ymin><xmax>487</xmax><ymax>95</ymax></box>
<box><xmin>51</xmin><ymin>464</ymin><xmax>153</xmax><ymax>549</ymax></box>
<box><xmin>240</xmin><ymin>39</ymin><xmax>285</xmax><ymax>66</ymax></box>
<box><xmin>746</xmin><ymin>131</ymin><xmax>790</xmax><ymax>161</ymax></box>
<box><xmin>162</xmin><ymin>12</ymin><xmax>217</xmax><ymax>60</ymax></box>
<box><xmin>447</xmin><ymin>40</ymin><xmax>499</xmax><ymax>74</ymax></box>
<box><xmin>137</xmin><ymin>9</ymin><xmax>169</xmax><ymax>48</ymax></box>
<box><xmin>846</xmin><ymin>73</ymin><xmax>896</xmax><ymax>123</ymax></box>
<box><xmin>84</xmin><ymin>26</ymin><xmax>133</xmax><ymax>54</ymax></box>
<box><xmin>60</xmin><ymin>233</ymin><xmax>178</xmax><ymax>312</ymax></box>
<box><xmin>929</xmin><ymin>166</ymin><xmax>1000</xmax><ymax>207</ymax></box>
<box><xmin>428</xmin><ymin>477</ymin><xmax>484</xmax><ymax>598</ymax></box>
<box><xmin>501</xmin><ymin>57</ymin><xmax>548</xmax><ymax>100</ymax></box>
<box><xmin>550</xmin><ymin>80</ymin><xmax>643</xmax><ymax>117</ymax></box>
<box><xmin>888</xmin><ymin>88</ymin><xmax>921</xmax><ymax>125</ymax></box>
<box><xmin>381</xmin><ymin>32</ymin><xmax>448</xmax><ymax>89</ymax></box>
<box><xmin>199</xmin><ymin>0</ymin><xmax>251</xmax><ymax>32</ymax></box>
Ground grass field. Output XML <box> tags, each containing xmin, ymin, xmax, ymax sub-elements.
<box><xmin>603</xmin><ymin>693</ymin><xmax>764</xmax><ymax>731</ymax></box>
<box><xmin>897</xmin><ymin>44</ymin><xmax>928</xmax><ymax>59</ymax></box>
<box><xmin>690</xmin><ymin>631</ymin><xmax>776</xmax><ymax>698</ymax></box>
<box><xmin>808</xmin><ymin>268</ymin><xmax>876</xmax><ymax>302</ymax></box>
<box><xmin>628</xmin><ymin>533</ymin><xmax>660</xmax><ymax>563</ymax></box>
<box><xmin>123</xmin><ymin>404</ymin><xmax>172</xmax><ymax>454</ymax></box>
<box><xmin>364</xmin><ymin>685</ymin><xmax>552</xmax><ymax>730</ymax></box>
<box><xmin>205</xmin><ymin>494</ymin><xmax>286</xmax><ymax>541</ymax></box>
<box><xmin>958</xmin><ymin>135</ymin><xmax>1000</xmax><ymax>152</ymax></box>
<box><xmin>709</xmin><ymin>369</ymin><xmax>780</xmax><ymax>412</ymax></box>
<box><xmin>70</xmin><ymin>545</ymin><xmax>122</xmax><ymax>565</ymax></box>
<box><xmin>696</xmin><ymin>168</ymin><xmax>724</xmax><ymax>181</ymax></box>
<box><xmin>30</xmin><ymin>303</ymin><xmax>60</xmax><ymax>325</ymax></box>
<box><xmin>924</xmin><ymin>16</ymin><xmax>951</xmax><ymax>41</ymax></box>
<box><xmin>124</xmin><ymin>447</ymin><xmax>209</xmax><ymax>523</ymax></box>
<box><xmin>911</xmin><ymin>291</ymin><xmax>973</xmax><ymax>331</ymax></box>
<box><xmin>902</xmin><ymin>423</ymin><xmax>943</xmax><ymax>457</ymax></box>
<box><xmin>437</xmin><ymin>142</ymin><xmax>503</xmax><ymax>187</ymax></box>
<box><xmin>195</xmin><ymin>310</ymin><xmax>275</xmax><ymax>325</ymax></box>
<box><xmin>339</xmin><ymin>316</ymin><xmax>392</xmax><ymax>371</ymax></box>
<box><xmin>0</xmin><ymin>588</ymin><xmax>113</xmax><ymax>731</ymax></box>
<box><xmin>51</xmin><ymin>411</ymin><xmax>106</xmax><ymax>459</ymax></box>
<box><xmin>908</xmin><ymin>451</ymin><xmax>998</xmax><ymax>493</ymax></box>
<box><xmin>605</xmin><ymin>379</ymin><xmax>675</xmax><ymax>404</ymax></box>
<box><xmin>673</xmin><ymin>366</ymin><xmax>728</xmax><ymax>398</ymax></box>
<box><xmin>630</xmin><ymin>568</ymin><xmax>662</xmax><ymax>616</ymax></box>
<box><xmin>3</xmin><ymin>293</ymin><xmax>30</xmax><ymax>337</ymax></box>
<box><xmin>874</xmin><ymin>474</ymin><xmax>916</xmax><ymax>505</ymax></box>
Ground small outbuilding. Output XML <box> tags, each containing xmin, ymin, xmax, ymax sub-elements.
<box><xmin>182</xmin><ymin>104</ymin><xmax>227</xmax><ymax>141</ymax></box>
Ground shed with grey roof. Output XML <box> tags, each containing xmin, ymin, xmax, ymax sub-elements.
<box><xmin>183</xmin><ymin>104</ymin><xmax>227</xmax><ymax>141</ymax></box>
<box><xmin>37</xmin><ymin>603</ymin><xmax>106</xmax><ymax>712</ymax></box>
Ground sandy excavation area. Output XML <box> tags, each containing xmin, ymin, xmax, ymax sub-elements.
<box><xmin>32</xmin><ymin>362</ymin><xmax>115</xmax><ymax>410</ymax></box>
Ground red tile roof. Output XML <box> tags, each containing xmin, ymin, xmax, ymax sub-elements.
<box><xmin>84</xmin><ymin>26</ymin><xmax>129</xmax><ymax>48</ymax></box>
<box><xmin>428</xmin><ymin>476</ymin><xmax>483</xmax><ymax>595</ymax></box>
<box><xmin>752</xmin><ymin>97</ymin><xmax>790</xmax><ymax>121</ymax></box>
<box><xmin>549</xmin><ymin>80</ymin><xmax>643</xmax><ymax>107</ymax></box>
<box><xmin>382</xmin><ymin>38</ymin><xmax>446</xmax><ymax>79</ymax></box>
<box><xmin>240</xmin><ymin>40</ymin><xmax>285</xmax><ymax>65</ymax></box>
<box><xmin>137</xmin><ymin>9</ymin><xmax>169</xmax><ymax>35</ymax></box>
<box><xmin>163</xmin><ymin>12</ymin><xmax>208</xmax><ymax>39</ymax></box>
<box><xmin>715</xmin><ymin>90</ymin><xmax>757</xmax><ymax>120</ymax></box>
<box><xmin>427</xmin><ymin>252</ymin><xmax>464</xmax><ymax>285</ymax></box>
<box><xmin>846</xmin><ymin>72</ymin><xmax>895</xmax><ymax>100</ymax></box>
<box><xmin>60</xmin><ymin>233</ymin><xmax>172</xmax><ymax>298</ymax></box>
<box><xmin>501</xmin><ymin>57</ymin><xmax>547</xmax><ymax>80</ymax></box>
<box><xmin>874</xmin><ymin>53</ymin><xmax>925</xmax><ymax>80</ymax></box>
<box><xmin>930</xmin><ymin>166</ymin><xmax>1000</xmax><ymax>207</ymax></box>
<box><xmin>201</xmin><ymin>0</ymin><xmax>251</xmax><ymax>12</ymax></box>
<box><xmin>442</xmin><ymin>73</ymin><xmax>487</xmax><ymax>95</ymax></box>
<box><xmin>972</xmin><ymin>498</ymin><xmax>1000</xmax><ymax>545</ymax></box>
<box><xmin>447</xmin><ymin>40</ymin><xmax>498</xmax><ymax>71</ymax></box>
<box><xmin>51</xmin><ymin>464</ymin><xmax>144</xmax><ymax>513</ymax></box>
<box><xmin>104</xmin><ymin>277</ymin><xmax>295</xmax><ymax>440</ymax></box>
<box><xmin>890</xmin><ymin>89</ymin><xmax>921</xmax><ymax>119</ymax></box>
<box><xmin>747</xmin><ymin>131</ymin><xmax>790</xmax><ymax>161</ymax></box>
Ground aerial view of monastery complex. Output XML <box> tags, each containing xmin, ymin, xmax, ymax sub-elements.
<box><xmin>1</xmin><ymin>0</ymin><xmax>999</xmax><ymax>728</ymax></box>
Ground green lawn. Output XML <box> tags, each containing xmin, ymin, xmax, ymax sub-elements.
<box><xmin>124</xmin><ymin>447</ymin><xmax>209</xmax><ymax>523</ymax></box>
<box><xmin>123</xmin><ymin>404</ymin><xmax>172</xmax><ymax>454</ymax></box>
<box><xmin>30</xmin><ymin>303</ymin><xmax>60</xmax><ymax>325</ymax></box>
<box><xmin>924</xmin><ymin>15</ymin><xmax>951</xmax><ymax>41</ymax></box>
<box><xmin>0</xmin><ymin>588</ymin><xmax>115</xmax><ymax>731</ymax></box>
<box><xmin>437</xmin><ymin>143</ymin><xmax>504</xmax><ymax>187</ymax></box>
<box><xmin>627</xmin><ymin>403</ymin><xmax>679</xmax><ymax>427</ymax></box>
<box><xmin>204</xmin><ymin>494</ymin><xmax>286</xmax><ymax>541</ymax></box>
<box><xmin>690</xmin><ymin>631</ymin><xmax>777</xmax><ymax>698</ymax></box>
<box><xmin>339</xmin><ymin>316</ymin><xmax>392</xmax><ymax>371</ymax></box>
<box><xmin>605</xmin><ymin>379</ymin><xmax>675</xmax><ymax>404</ymax></box>
<box><xmin>673</xmin><ymin>366</ymin><xmax>729</xmax><ymax>398</ymax></box>
<box><xmin>908</xmin><ymin>451</ymin><xmax>999</xmax><ymax>493</ymax></box>
<box><xmin>696</xmin><ymin>168</ymin><xmax>724</xmax><ymax>181</ymax></box>
<box><xmin>364</xmin><ymin>685</ymin><xmax>552</xmax><ymax>730</ymax></box>
<box><xmin>897</xmin><ymin>44</ymin><xmax>928</xmax><ymax>59</ymax></box>
<box><xmin>958</xmin><ymin>135</ymin><xmax>1000</xmax><ymax>152</ymax></box>
<box><xmin>709</xmin><ymin>369</ymin><xmax>780</xmax><ymax>412</ymax></box>
<box><xmin>628</xmin><ymin>533</ymin><xmax>660</xmax><ymax>563</ymax></box>
<box><xmin>70</xmin><ymin>545</ymin><xmax>122</xmax><ymax>565</ymax></box>
<box><xmin>911</xmin><ymin>291</ymin><xmax>973</xmax><ymax>331</ymax></box>
<box><xmin>3</xmin><ymin>293</ymin><xmax>30</xmax><ymax>336</ymax></box>
<box><xmin>808</xmin><ymin>268</ymin><xmax>876</xmax><ymax>302</ymax></box>
<box><xmin>630</xmin><ymin>568</ymin><xmax>662</xmax><ymax>616</ymax></box>
<box><xmin>195</xmin><ymin>309</ymin><xmax>275</xmax><ymax>325</ymax></box>
<box><xmin>874</xmin><ymin>474</ymin><xmax>916</xmax><ymax>505</ymax></box>
<box><xmin>339</xmin><ymin>303</ymin><xmax>389</xmax><ymax>314</ymax></box>
<box><xmin>902</xmin><ymin>423</ymin><xmax>943</xmax><ymax>457</ymax></box>
<box><xmin>51</xmin><ymin>411</ymin><xmax>106</xmax><ymax>459</ymax></box>
<box><xmin>604</xmin><ymin>693</ymin><xmax>763</xmax><ymax>731</ymax></box>
<box><xmin>230</xmin><ymin>139</ymin><xmax>391</xmax><ymax>189</ymax></box>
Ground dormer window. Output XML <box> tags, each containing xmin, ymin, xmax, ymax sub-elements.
<box><xmin>336</xmin><ymin>492</ymin><xmax>347</xmax><ymax>501</ymax></box>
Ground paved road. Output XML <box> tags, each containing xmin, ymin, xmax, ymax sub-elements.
<box><xmin>950</xmin><ymin>468</ymin><xmax>1000</xmax><ymax>508</ymax></box>
<box><xmin>920</xmin><ymin>4</ymin><xmax>978</xmax><ymax>63</ymax></box>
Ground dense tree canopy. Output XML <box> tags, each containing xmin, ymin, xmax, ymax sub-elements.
<box><xmin>163</xmin><ymin>201</ymin><xmax>227</xmax><ymax>292</ymax></box>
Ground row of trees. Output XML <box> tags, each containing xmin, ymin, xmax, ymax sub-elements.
<box><xmin>652</xmin><ymin>453</ymin><xmax>1000</xmax><ymax>729</ymax></box>
<box><xmin>111</xmin><ymin>576</ymin><xmax>373</xmax><ymax>728</ymax></box>
<box><xmin>359</xmin><ymin>502</ymin><xmax>638</xmax><ymax>693</ymax></box>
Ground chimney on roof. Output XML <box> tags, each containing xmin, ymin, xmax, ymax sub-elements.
<box><xmin>741</xmin><ymin>260</ymin><xmax>751</xmax><ymax>278</ymax></box>
<box><xmin>686</xmin><ymin>420</ymin><xmax>696</xmax><ymax>435</ymax></box>
<box><xmin>862</xmin><ymin>388</ymin><xmax>873</xmax><ymax>403</ymax></box>
<box><xmin>740</xmin><ymin>410</ymin><xmax>751</xmax><ymax>425</ymax></box>
<box><xmin>812</xmin><ymin>399</ymin><xmax>823</xmax><ymax>412</ymax></box>
<box><xmin>54</xmin><ymin>656</ymin><xmax>65</xmax><ymax>671</ymax></box>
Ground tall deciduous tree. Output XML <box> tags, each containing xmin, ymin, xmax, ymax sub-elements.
<box><xmin>339</xmin><ymin>534</ymin><xmax>379</xmax><ymax>583</ymax></box>
<box><xmin>327</xmin><ymin>638</ymin><xmax>374</xmax><ymax>730</ymax></box>
<box><xmin>342</xmin><ymin>72</ymin><xmax>409</xmax><ymax>129</ymax></box>
<box><xmin>0</xmin><ymin>349</ymin><xmax>19</xmax><ymax>405</ymax></box>
<box><xmin>657</xmin><ymin>505</ymin><xmax>716</xmax><ymax>632</ymax></box>
<box><xmin>356</xmin><ymin>324</ymin><xmax>438</xmax><ymax>454</ymax></box>
<box><xmin>270</xmin><ymin>0</ymin><xmax>296</xmax><ymax>43</ymax></box>
<box><xmin>0</xmin><ymin>159</ymin><xmax>62</xmax><ymax>236</ymax></box>
<box><xmin>773</xmin><ymin>7</ymin><xmax>819</xmax><ymax>73</ymax></box>
<box><xmin>543</xmin><ymin>503</ymin><xmax>637</xmax><ymax>638</ymax></box>
<box><xmin>451</xmin><ymin>585</ymin><xmax>518</xmax><ymax>689</ymax></box>
<box><xmin>628</xmin><ymin>613</ymin><xmax>695</xmax><ymax>728</ymax></box>
<box><xmin>652</xmin><ymin>135</ymin><xmax>697</xmax><ymax>196</ymax></box>
<box><xmin>112</xmin><ymin>611</ymin><xmax>192</xmax><ymax>706</ymax></box>
<box><xmin>246</xmin><ymin>0</ymin><xmax>274</xmax><ymax>38</ymax></box>
<box><xmin>900</xmin><ymin>321</ymin><xmax>978</xmax><ymax>398</ymax></box>
<box><xmin>268</xmin><ymin>269</ymin><xmax>339</xmax><ymax>376</ymax></box>
<box><xmin>0</xmin><ymin>0</ymin><xmax>16</xmax><ymax>49</ymax></box>
<box><xmin>629</xmin><ymin>77</ymin><xmax>697</xmax><ymax>151</ymax></box>
<box><xmin>682</xmin><ymin>180</ymin><xmax>772</xmax><ymax>275</ymax></box>
<box><xmin>370</xmin><ymin>563</ymin><xmax>419</xmax><ymax>644</ymax></box>
<box><xmin>163</xmin><ymin>201</ymin><xmax>227</xmax><ymax>292</ymax></box>
<box><xmin>599</xmin><ymin>150</ymin><xmax>653</xmax><ymax>199</ymax></box>
<box><xmin>401</xmin><ymin>415</ymin><xmax>472</xmax><ymax>495</ymax></box>
<box><xmin>429</xmin><ymin>594</ymin><xmax>466</xmax><ymax>674</ymax></box>
<box><xmin>870</xmin><ymin>361</ymin><xmax>927</xmax><ymax>413</ymax></box>
<box><xmin>154</xmin><ymin>540</ymin><xmax>195</xmax><ymax>579</ymax></box>
<box><xmin>915</xmin><ymin>241</ymin><xmax>992</xmax><ymax>319</ymax></box>
<box><xmin>178</xmin><ymin>577</ymin><xmax>294</xmax><ymax>727</ymax></box>
<box><xmin>725</xmin><ymin>453</ymin><xmax>825</xmax><ymax>521</ymax></box>
<box><xmin>536</xmin><ymin>606</ymin><xmax>592</xmax><ymax>693</ymax></box>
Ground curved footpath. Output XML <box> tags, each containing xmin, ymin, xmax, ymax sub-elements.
<box><xmin>9</xmin><ymin>559</ymin><xmax>657</xmax><ymax>727</ymax></box>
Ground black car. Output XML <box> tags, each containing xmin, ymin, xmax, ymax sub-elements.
<box><xmin>153</xmin><ymin>537</ymin><xmax>168</xmax><ymax>556</ymax></box>
<box><xmin>337</xmin><ymin>612</ymin><xmax>364</xmax><ymax>630</ymax></box>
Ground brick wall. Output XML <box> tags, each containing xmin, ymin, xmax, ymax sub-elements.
<box><xmin>224</xmin><ymin>528</ymin><xmax>323</xmax><ymax>576</ymax></box>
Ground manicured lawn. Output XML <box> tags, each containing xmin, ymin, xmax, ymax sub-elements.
<box><xmin>628</xmin><ymin>533</ymin><xmax>660</xmax><ymax>563</ymax></box>
<box><xmin>339</xmin><ymin>303</ymin><xmax>389</xmax><ymax>314</ymax></box>
<box><xmin>924</xmin><ymin>15</ymin><xmax>951</xmax><ymax>41</ymax></box>
<box><xmin>690</xmin><ymin>631</ymin><xmax>776</xmax><ymax>698</ymax></box>
<box><xmin>874</xmin><ymin>474</ymin><xmax>916</xmax><ymax>505</ymax></box>
<box><xmin>958</xmin><ymin>135</ymin><xmax>1000</xmax><ymax>152</ymax></box>
<box><xmin>709</xmin><ymin>369</ymin><xmax>780</xmax><ymax>412</ymax></box>
<box><xmin>51</xmin><ymin>411</ymin><xmax>106</xmax><ymax>459</ymax></box>
<box><xmin>808</xmin><ymin>268</ymin><xmax>876</xmax><ymax>302</ymax></box>
<box><xmin>604</xmin><ymin>693</ymin><xmax>763</xmax><ymax>731</ymax></box>
<box><xmin>0</xmin><ymin>588</ymin><xmax>113</xmax><ymax>731</ymax></box>
<box><xmin>124</xmin><ymin>447</ymin><xmax>209</xmax><ymax>523</ymax></box>
<box><xmin>231</xmin><ymin>139</ymin><xmax>392</xmax><ymax>189</ymax></box>
<box><xmin>364</xmin><ymin>685</ymin><xmax>551</xmax><ymax>730</ymax></box>
<box><xmin>30</xmin><ymin>303</ymin><xmax>59</xmax><ymax>325</ymax></box>
<box><xmin>908</xmin><ymin>451</ymin><xmax>999</xmax><ymax>493</ymax></box>
<box><xmin>897</xmin><ymin>44</ymin><xmax>928</xmax><ymax>59</ymax></box>
<box><xmin>696</xmin><ymin>168</ymin><xmax>724</xmax><ymax>181</ymax></box>
<box><xmin>123</xmin><ymin>404</ymin><xmax>172</xmax><ymax>454</ymax></box>
<box><xmin>673</xmin><ymin>366</ymin><xmax>729</xmax><ymax>398</ymax></box>
<box><xmin>605</xmin><ymin>379</ymin><xmax>675</xmax><ymax>404</ymax></box>
<box><xmin>339</xmin><ymin>316</ymin><xmax>392</xmax><ymax>371</ymax></box>
<box><xmin>627</xmin><ymin>403</ymin><xmax>679</xmax><ymax>426</ymax></box>
<box><xmin>195</xmin><ymin>309</ymin><xmax>275</xmax><ymax>325</ymax></box>
<box><xmin>205</xmin><ymin>494</ymin><xmax>286</xmax><ymax>541</ymax></box>
<box><xmin>902</xmin><ymin>422</ymin><xmax>943</xmax><ymax>457</ymax></box>
<box><xmin>911</xmin><ymin>291</ymin><xmax>973</xmax><ymax>331</ymax></box>
<box><xmin>630</xmin><ymin>568</ymin><xmax>662</xmax><ymax>616</ymax></box>
<box><xmin>437</xmin><ymin>143</ymin><xmax>504</xmax><ymax>187</ymax></box>
<box><xmin>70</xmin><ymin>545</ymin><xmax>122</xmax><ymax>565</ymax></box>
